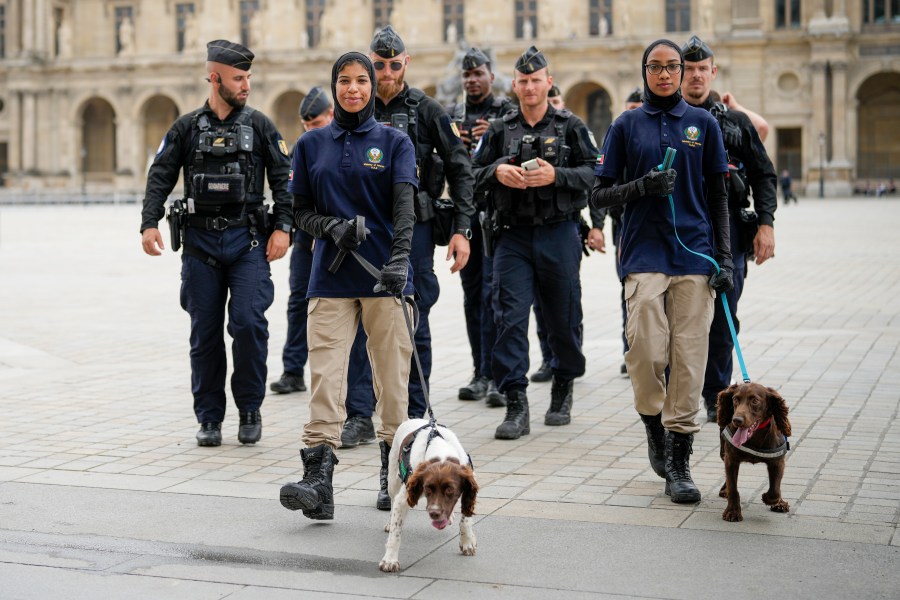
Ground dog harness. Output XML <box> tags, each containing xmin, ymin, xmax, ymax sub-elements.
<box><xmin>397</xmin><ymin>421</ymin><xmax>474</xmax><ymax>484</ymax></box>
<box><xmin>722</xmin><ymin>418</ymin><xmax>790</xmax><ymax>458</ymax></box>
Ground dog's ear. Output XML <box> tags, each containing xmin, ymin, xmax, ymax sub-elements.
<box><xmin>717</xmin><ymin>384</ymin><xmax>737</xmax><ymax>429</ymax></box>
<box><xmin>458</xmin><ymin>465</ymin><xmax>479</xmax><ymax>517</ymax></box>
<box><xmin>405</xmin><ymin>463</ymin><xmax>428</xmax><ymax>508</ymax></box>
<box><xmin>767</xmin><ymin>387</ymin><xmax>791</xmax><ymax>437</ymax></box>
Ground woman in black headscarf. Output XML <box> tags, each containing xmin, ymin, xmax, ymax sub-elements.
<box><xmin>590</xmin><ymin>39</ymin><xmax>731</xmax><ymax>505</ymax></box>
<box><xmin>280</xmin><ymin>52</ymin><xmax>418</xmax><ymax>521</ymax></box>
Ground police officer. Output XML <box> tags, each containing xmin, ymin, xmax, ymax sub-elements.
<box><xmin>369</xmin><ymin>26</ymin><xmax>476</xmax><ymax>422</ymax></box>
<box><xmin>680</xmin><ymin>36</ymin><xmax>777</xmax><ymax>422</ymax></box>
<box><xmin>140</xmin><ymin>40</ymin><xmax>293</xmax><ymax>447</ymax></box>
<box><xmin>473</xmin><ymin>46</ymin><xmax>598</xmax><ymax>439</ymax></box>
<box><xmin>270</xmin><ymin>86</ymin><xmax>332</xmax><ymax>395</ymax></box>
<box><xmin>446</xmin><ymin>47</ymin><xmax>513</xmax><ymax>407</ymax></box>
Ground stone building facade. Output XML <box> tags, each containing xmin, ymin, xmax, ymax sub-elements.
<box><xmin>0</xmin><ymin>0</ymin><xmax>898</xmax><ymax>197</ymax></box>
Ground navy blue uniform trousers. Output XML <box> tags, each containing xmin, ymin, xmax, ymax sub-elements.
<box><xmin>180</xmin><ymin>226</ymin><xmax>274</xmax><ymax>424</ymax></box>
<box><xmin>282</xmin><ymin>231</ymin><xmax>312</xmax><ymax>376</ymax></box>
<box><xmin>492</xmin><ymin>221</ymin><xmax>585</xmax><ymax>393</ymax></box>
<box><xmin>459</xmin><ymin>214</ymin><xmax>498</xmax><ymax>380</ymax></box>
<box><xmin>702</xmin><ymin>211</ymin><xmax>748</xmax><ymax>405</ymax></box>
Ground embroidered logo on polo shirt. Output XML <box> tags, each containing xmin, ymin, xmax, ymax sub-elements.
<box><xmin>364</xmin><ymin>147</ymin><xmax>386</xmax><ymax>171</ymax></box>
<box><xmin>366</xmin><ymin>147</ymin><xmax>383</xmax><ymax>163</ymax></box>
<box><xmin>682</xmin><ymin>125</ymin><xmax>703</xmax><ymax>148</ymax></box>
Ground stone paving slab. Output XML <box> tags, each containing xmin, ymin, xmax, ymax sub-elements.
<box><xmin>1</xmin><ymin>199</ymin><xmax>899</xmax><ymax>596</ymax></box>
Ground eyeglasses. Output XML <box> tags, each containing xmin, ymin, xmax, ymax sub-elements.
<box><xmin>373</xmin><ymin>60</ymin><xmax>405</xmax><ymax>72</ymax></box>
<box><xmin>644</xmin><ymin>63</ymin><xmax>683</xmax><ymax>75</ymax></box>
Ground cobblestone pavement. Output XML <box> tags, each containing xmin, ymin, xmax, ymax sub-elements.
<box><xmin>0</xmin><ymin>198</ymin><xmax>898</xmax><ymax>597</ymax></box>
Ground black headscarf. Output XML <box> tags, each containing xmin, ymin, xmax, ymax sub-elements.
<box><xmin>331</xmin><ymin>52</ymin><xmax>376</xmax><ymax>131</ymax></box>
<box><xmin>640</xmin><ymin>39</ymin><xmax>684</xmax><ymax>113</ymax></box>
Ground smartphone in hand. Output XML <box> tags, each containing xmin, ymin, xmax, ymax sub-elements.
<box><xmin>521</xmin><ymin>158</ymin><xmax>539</xmax><ymax>171</ymax></box>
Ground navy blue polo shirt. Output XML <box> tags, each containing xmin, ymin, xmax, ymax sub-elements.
<box><xmin>289</xmin><ymin>116</ymin><xmax>418</xmax><ymax>298</ymax></box>
<box><xmin>595</xmin><ymin>98</ymin><xmax>727</xmax><ymax>278</ymax></box>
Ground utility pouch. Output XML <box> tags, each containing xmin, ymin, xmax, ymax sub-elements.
<box><xmin>414</xmin><ymin>190</ymin><xmax>436</xmax><ymax>222</ymax></box>
<box><xmin>192</xmin><ymin>173</ymin><xmax>246</xmax><ymax>210</ymax></box>
<box><xmin>167</xmin><ymin>198</ymin><xmax>186</xmax><ymax>252</ymax></box>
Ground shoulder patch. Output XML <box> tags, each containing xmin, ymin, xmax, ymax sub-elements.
<box><xmin>502</xmin><ymin>110</ymin><xmax>519</xmax><ymax>122</ymax></box>
<box><xmin>278</xmin><ymin>139</ymin><xmax>289</xmax><ymax>156</ymax></box>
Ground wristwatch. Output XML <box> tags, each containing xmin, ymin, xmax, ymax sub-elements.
<box><xmin>276</xmin><ymin>223</ymin><xmax>292</xmax><ymax>233</ymax></box>
<box><xmin>455</xmin><ymin>228</ymin><xmax>473</xmax><ymax>240</ymax></box>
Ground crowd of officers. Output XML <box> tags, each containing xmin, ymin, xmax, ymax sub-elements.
<box><xmin>140</xmin><ymin>29</ymin><xmax>777</xmax><ymax>520</ymax></box>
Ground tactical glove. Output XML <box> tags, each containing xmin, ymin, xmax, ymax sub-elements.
<box><xmin>377</xmin><ymin>257</ymin><xmax>408</xmax><ymax>296</ymax></box>
<box><xmin>636</xmin><ymin>168</ymin><xmax>677</xmax><ymax>197</ymax></box>
<box><xmin>709</xmin><ymin>257</ymin><xmax>735</xmax><ymax>293</ymax></box>
<box><xmin>326</xmin><ymin>219</ymin><xmax>362</xmax><ymax>252</ymax></box>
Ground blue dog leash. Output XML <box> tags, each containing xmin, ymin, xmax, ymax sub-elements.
<box><xmin>658</xmin><ymin>148</ymin><xmax>751</xmax><ymax>383</ymax></box>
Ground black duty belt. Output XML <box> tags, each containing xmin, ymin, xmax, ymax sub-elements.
<box><xmin>498</xmin><ymin>212</ymin><xmax>578</xmax><ymax>228</ymax></box>
<box><xmin>187</xmin><ymin>214</ymin><xmax>252</xmax><ymax>231</ymax></box>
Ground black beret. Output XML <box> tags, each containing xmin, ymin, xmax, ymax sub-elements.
<box><xmin>462</xmin><ymin>47</ymin><xmax>490</xmax><ymax>71</ymax></box>
<box><xmin>206</xmin><ymin>39</ymin><xmax>254</xmax><ymax>71</ymax></box>
<box><xmin>682</xmin><ymin>35</ymin><xmax>714</xmax><ymax>62</ymax></box>
<box><xmin>548</xmin><ymin>85</ymin><xmax>561</xmax><ymax>98</ymax></box>
<box><xmin>370</xmin><ymin>25</ymin><xmax>405</xmax><ymax>58</ymax></box>
<box><xmin>515</xmin><ymin>46</ymin><xmax>548</xmax><ymax>74</ymax></box>
<box><xmin>299</xmin><ymin>86</ymin><xmax>330</xmax><ymax>120</ymax></box>
<box><xmin>626</xmin><ymin>87</ymin><xmax>642</xmax><ymax>104</ymax></box>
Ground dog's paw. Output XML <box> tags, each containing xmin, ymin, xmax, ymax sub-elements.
<box><xmin>722</xmin><ymin>507</ymin><xmax>743</xmax><ymax>522</ymax></box>
<box><xmin>460</xmin><ymin>537</ymin><xmax>477</xmax><ymax>556</ymax></box>
<box><xmin>767</xmin><ymin>498</ymin><xmax>790</xmax><ymax>513</ymax></box>
<box><xmin>718</xmin><ymin>483</ymin><xmax>728</xmax><ymax>498</ymax></box>
<box><xmin>379</xmin><ymin>559</ymin><xmax>401</xmax><ymax>573</ymax></box>
<box><xmin>384</xmin><ymin>522</ymin><xmax>390</xmax><ymax>533</ymax></box>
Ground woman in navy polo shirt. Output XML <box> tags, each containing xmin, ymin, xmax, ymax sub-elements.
<box><xmin>279</xmin><ymin>52</ymin><xmax>417</xmax><ymax>521</ymax></box>
<box><xmin>591</xmin><ymin>39</ymin><xmax>732</xmax><ymax>505</ymax></box>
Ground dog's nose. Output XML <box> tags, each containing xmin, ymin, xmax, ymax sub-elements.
<box><xmin>732</xmin><ymin>416</ymin><xmax>744</xmax><ymax>427</ymax></box>
<box><xmin>428</xmin><ymin>508</ymin><xmax>442</xmax><ymax>520</ymax></box>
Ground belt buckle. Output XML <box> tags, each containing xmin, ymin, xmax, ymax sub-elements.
<box><xmin>208</xmin><ymin>216</ymin><xmax>230</xmax><ymax>231</ymax></box>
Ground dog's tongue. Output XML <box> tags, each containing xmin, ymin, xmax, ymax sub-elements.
<box><xmin>432</xmin><ymin>519</ymin><xmax>449</xmax><ymax>530</ymax></box>
<box><xmin>731</xmin><ymin>422</ymin><xmax>759</xmax><ymax>448</ymax></box>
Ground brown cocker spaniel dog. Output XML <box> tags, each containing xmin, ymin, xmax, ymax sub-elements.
<box><xmin>717</xmin><ymin>382</ymin><xmax>792</xmax><ymax>522</ymax></box>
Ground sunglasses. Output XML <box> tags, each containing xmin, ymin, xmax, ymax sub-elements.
<box><xmin>373</xmin><ymin>60</ymin><xmax>405</xmax><ymax>72</ymax></box>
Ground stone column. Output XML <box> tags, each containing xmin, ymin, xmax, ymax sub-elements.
<box><xmin>828</xmin><ymin>61</ymin><xmax>853</xmax><ymax>195</ymax></box>
<box><xmin>21</xmin><ymin>92</ymin><xmax>37</xmax><ymax>173</ymax></box>
<box><xmin>807</xmin><ymin>61</ymin><xmax>828</xmax><ymax>196</ymax></box>
<box><xmin>20</xmin><ymin>0</ymin><xmax>35</xmax><ymax>57</ymax></box>
<box><xmin>34</xmin><ymin>0</ymin><xmax>48</xmax><ymax>59</ymax></box>
<box><xmin>8</xmin><ymin>92</ymin><xmax>22</xmax><ymax>175</ymax></box>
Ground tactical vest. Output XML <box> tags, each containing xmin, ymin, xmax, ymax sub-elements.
<box><xmin>449</xmin><ymin>96</ymin><xmax>510</xmax><ymax>156</ymax></box>
<box><xmin>493</xmin><ymin>109</ymin><xmax>584</xmax><ymax>224</ymax></box>
<box><xmin>378</xmin><ymin>88</ymin><xmax>444</xmax><ymax>216</ymax></box>
<box><xmin>188</xmin><ymin>107</ymin><xmax>257</xmax><ymax>217</ymax></box>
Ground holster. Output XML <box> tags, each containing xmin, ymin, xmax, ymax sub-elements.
<box><xmin>414</xmin><ymin>190</ymin><xmax>436</xmax><ymax>222</ymax></box>
<box><xmin>167</xmin><ymin>198</ymin><xmax>186</xmax><ymax>252</ymax></box>
<box><xmin>479</xmin><ymin>210</ymin><xmax>497</xmax><ymax>258</ymax></box>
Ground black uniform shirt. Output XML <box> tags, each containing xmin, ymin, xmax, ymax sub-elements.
<box><xmin>140</xmin><ymin>101</ymin><xmax>292</xmax><ymax>232</ymax></box>
<box><xmin>702</xmin><ymin>97</ymin><xmax>777</xmax><ymax>228</ymax></box>
<box><xmin>375</xmin><ymin>84</ymin><xmax>475</xmax><ymax>231</ymax></box>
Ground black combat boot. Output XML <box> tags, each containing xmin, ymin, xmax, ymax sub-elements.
<box><xmin>639</xmin><ymin>413</ymin><xmax>666</xmax><ymax>478</ymax></box>
<box><xmin>196</xmin><ymin>422</ymin><xmax>222</xmax><ymax>447</ymax></box>
<box><xmin>486</xmin><ymin>380</ymin><xmax>506</xmax><ymax>408</ymax></box>
<box><xmin>703</xmin><ymin>395</ymin><xmax>718</xmax><ymax>423</ymax></box>
<box><xmin>238</xmin><ymin>410</ymin><xmax>261</xmax><ymax>444</ymax></box>
<box><xmin>495</xmin><ymin>390</ymin><xmax>530</xmax><ymax>440</ymax></box>
<box><xmin>545</xmin><ymin>377</ymin><xmax>573</xmax><ymax>426</ymax></box>
<box><xmin>270</xmin><ymin>372</ymin><xmax>306</xmax><ymax>394</ymax></box>
<box><xmin>376</xmin><ymin>440</ymin><xmax>392</xmax><ymax>511</ymax></box>
<box><xmin>530</xmin><ymin>362</ymin><xmax>553</xmax><ymax>383</ymax></box>
<box><xmin>664</xmin><ymin>431</ymin><xmax>701</xmax><ymax>503</ymax></box>
<box><xmin>459</xmin><ymin>373</ymin><xmax>489</xmax><ymax>401</ymax></box>
<box><xmin>280</xmin><ymin>445</ymin><xmax>340</xmax><ymax>520</ymax></box>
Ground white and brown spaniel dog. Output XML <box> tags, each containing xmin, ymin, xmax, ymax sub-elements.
<box><xmin>379</xmin><ymin>418</ymin><xmax>479</xmax><ymax>573</ymax></box>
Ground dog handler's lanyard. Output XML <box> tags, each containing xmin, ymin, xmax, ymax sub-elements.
<box><xmin>659</xmin><ymin>148</ymin><xmax>751</xmax><ymax>383</ymax></box>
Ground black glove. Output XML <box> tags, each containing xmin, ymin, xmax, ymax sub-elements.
<box><xmin>636</xmin><ymin>168</ymin><xmax>677</xmax><ymax>197</ymax></box>
<box><xmin>326</xmin><ymin>219</ymin><xmax>361</xmax><ymax>252</ymax></box>
<box><xmin>377</xmin><ymin>257</ymin><xmax>408</xmax><ymax>296</ymax></box>
<box><xmin>709</xmin><ymin>257</ymin><xmax>734</xmax><ymax>293</ymax></box>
